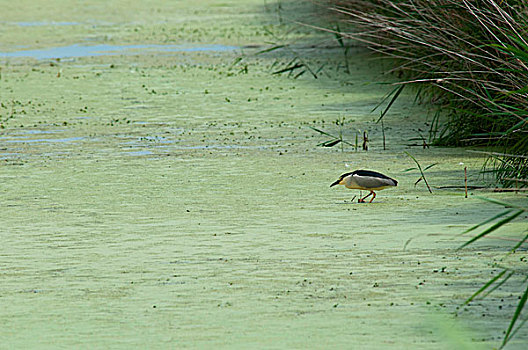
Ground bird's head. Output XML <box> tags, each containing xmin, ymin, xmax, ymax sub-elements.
<box><xmin>330</xmin><ymin>173</ymin><xmax>348</xmax><ymax>187</ymax></box>
<box><xmin>330</xmin><ymin>179</ymin><xmax>341</xmax><ymax>187</ymax></box>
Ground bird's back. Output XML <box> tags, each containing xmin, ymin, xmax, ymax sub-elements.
<box><xmin>344</xmin><ymin>170</ymin><xmax>397</xmax><ymax>190</ymax></box>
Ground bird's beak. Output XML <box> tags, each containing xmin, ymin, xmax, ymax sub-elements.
<box><xmin>330</xmin><ymin>179</ymin><xmax>340</xmax><ymax>187</ymax></box>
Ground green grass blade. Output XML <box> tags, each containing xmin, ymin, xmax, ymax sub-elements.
<box><xmin>494</xmin><ymin>43</ymin><xmax>528</xmax><ymax>63</ymax></box>
<box><xmin>272</xmin><ymin>63</ymin><xmax>303</xmax><ymax>75</ymax></box>
<box><xmin>462</xmin><ymin>269</ymin><xmax>508</xmax><ymax>306</ymax></box>
<box><xmin>371</xmin><ymin>88</ymin><xmax>395</xmax><ymax>113</ymax></box>
<box><xmin>317</xmin><ymin>139</ymin><xmax>335</xmax><ymax>146</ymax></box>
<box><xmin>460</xmin><ymin>209</ymin><xmax>513</xmax><ymax>235</ymax></box>
<box><xmin>334</xmin><ymin>23</ymin><xmax>345</xmax><ymax>48</ymax></box>
<box><xmin>503</xmin><ymin>85</ymin><xmax>528</xmax><ymax>95</ymax></box>
<box><xmin>503</xmin><ymin>118</ymin><xmax>528</xmax><ymax>135</ymax></box>
<box><xmin>404</xmin><ymin>151</ymin><xmax>432</xmax><ymax>193</ymax></box>
<box><xmin>321</xmin><ymin>139</ymin><xmax>341</xmax><ymax>147</ymax></box>
<box><xmin>476</xmin><ymin>197</ymin><xmax>528</xmax><ymax>212</ymax></box>
<box><xmin>376</xmin><ymin>85</ymin><xmax>405</xmax><ymax>123</ymax></box>
<box><xmin>408</xmin><ymin>137</ymin><xmax>427</xmax><ymax>141</ymax></box>
<box><xmin>308</xmin><ymin>126</ymin><xmax>338</xmax><ymax>139</ymax></box>
<box><xmin>231</xmin><ymin>57</ymin><xmax>243</xmax><ymax>66</ymax></box>
<box><xmin>482</xmin><ymin>271</ymin><xmax>515</xmax><ymax>299</ymax></box>
<box><xmin>315</xmin><ymin>63</ymin><xmax>326</xmax><ymax>75</ymax></box>
<box><xmin>340</xmin><ymin>140</ymin><xmax>356</xmax><ymax>147</ymax></box>
<box><xmin>255</xmin><ymin>45</ymin><xmax>286</xmax><ymax>55</ymax></box>
<box><xmin>404</xmin><ymin>151</ymin><xmax>420</xmax><ymax>169</ymax></box>
<box><xmin>501</xmin><ymin>281</ymin><xmax>528</xmax><ymax>347</ymax></box>
<box><xmin>458</xmin><ymin>210</ymin><xmax>524</xmax><ymax>249</ymax></box>
<box><xmin>293</xmin><ymin>70</ymin><xmax>306</xmax><ymax>79</ymax></box>
<box><xmin>505</xmin><ymin>316</ymin><xmax>528</xmax><ymax>349</ymax></box>
<box><xmin>510</xmin><ymin>231</ymin><xmax>528</xmax><ymax>253</ymax></box>
<box><xmin>423</xmin><ymin>163</ymin><xmax>438</xmax><ymax>171</ymax></box>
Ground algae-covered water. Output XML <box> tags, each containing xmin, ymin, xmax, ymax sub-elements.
<box><xmin>1</xmin><ymin>1</ymin><xmax>527</xmax><ymax>348</ymax></box>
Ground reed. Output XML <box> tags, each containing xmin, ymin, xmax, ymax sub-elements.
<box><xmin>403</xmin><ymin>151</ymin><xmax>436</xmax><ymax>193</ymax></box>
<box><xmin>324</xmin><ymin>0</ymin><xmax>528</xmax><ymax>184</ymax></box>
<box><xmin>309</xmin><ymin>117</ymin><xmax>357</xmax><ymax>151</ymax></box>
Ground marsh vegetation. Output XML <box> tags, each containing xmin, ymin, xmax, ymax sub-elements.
<box><xmin>323</xmin><ymin>0</ymin><xmax>528</xmax><ymax>183</ymax></box>
<box><xmin>314</xmin><ymin>0</ymin><xmax>528</xmax><ymax>346</ymax></box>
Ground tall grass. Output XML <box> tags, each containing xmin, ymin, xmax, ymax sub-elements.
<box><xmin>324</xmin><ymin>0</ymin><xmax>528</xmax><ymax>184</ymax></box>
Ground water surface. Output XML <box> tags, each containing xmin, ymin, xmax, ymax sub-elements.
<box><xmin>0</xmin><ymin>43</ymin><xmax>238</xmax><ymax>60</ymax></box>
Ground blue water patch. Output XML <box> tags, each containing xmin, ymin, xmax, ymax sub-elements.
<box><xmin>14</xmin><ymin>129</ymin><xmax>65</xmax><ymax>135</ymax></box>
<box><xmin>3</xmin><ymin>137</ymin><xmax>84</xmax><ymax>143</ymax></box>
<box><xmin>0</xmin><ymin>152</ymin><xmax>22</xmax><ymax>158</ymax></box>
<box><xmin>125</xmin><ymin>150</ymin><xmax>154</xmax><ymax>156</ymax></box>
<box><xmin>0</xmin><ymin>44</ymin><xmax>239</xmax><ymax>60</ymax></box>
<box><xmin>14</xmin><ymin>21</ymin><xmax>79</xmax><ymax>27</ymax></box>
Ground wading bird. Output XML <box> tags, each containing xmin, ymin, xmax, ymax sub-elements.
<box><xmin>330</xmin><ymin>170</ymin><xmax>398</xmax><ymax>203</ymax></box>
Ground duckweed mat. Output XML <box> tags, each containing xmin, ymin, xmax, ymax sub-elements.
<box><xmin>1</xmin><ymin>1</ymin><xmax>526</xmax><ymax>348</ymax></box>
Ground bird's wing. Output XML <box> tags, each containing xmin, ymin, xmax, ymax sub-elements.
<box><xmin>353</xmin><ymin>173</ymin><xmax>397</xmax><ymax>188</ymax></box>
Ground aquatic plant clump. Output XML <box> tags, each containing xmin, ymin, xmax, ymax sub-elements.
<box><xmin>324</xmin><ymin>0</ymin><xmax>528</xmax><ymax>176</ymax></box>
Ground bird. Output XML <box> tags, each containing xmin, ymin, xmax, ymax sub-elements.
<box><xmin>330</xmin><ymin>169</ymin><xmax>398</xmax><ymax>203</ymax></box>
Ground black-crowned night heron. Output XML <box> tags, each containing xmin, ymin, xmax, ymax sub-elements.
<box><xmin>330</xmin><ymin>169</ymin><xmax>398</xmax><ymax>203</ymax></box>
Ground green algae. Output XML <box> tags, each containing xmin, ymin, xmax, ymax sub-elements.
<box><xmin>1</xmin><ymin>1</ymin><xmax>527</xmax><ymax>349</ymax></box>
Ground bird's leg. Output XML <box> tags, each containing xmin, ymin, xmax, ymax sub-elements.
<box><xmin>368</xmin><ymin>191</ymin><xmax>376</xmax><ymax>203</ymax></box>
<box><xmin>360</xmin><ymin>191</ymin><xmax>373</xmax><ymax>203</ymax></box>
